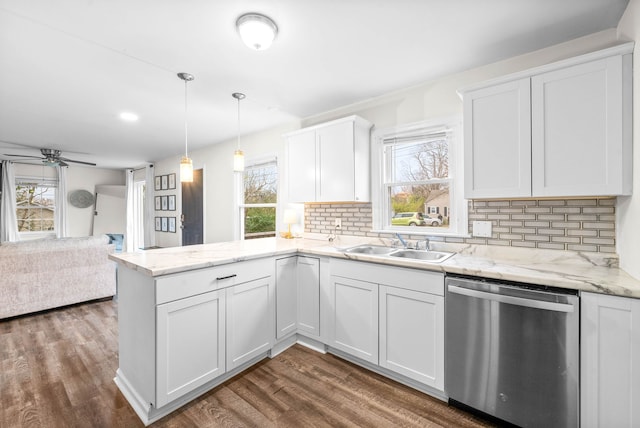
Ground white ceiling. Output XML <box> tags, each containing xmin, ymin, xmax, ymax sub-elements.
<box><xmin>0</xmin><ymin>0</ymin><xmax>630</xmax><ymax>169</ymax></box>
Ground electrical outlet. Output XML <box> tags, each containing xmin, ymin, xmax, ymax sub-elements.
<box><xmin>334</xmin><ymin>218</ymin><xmax>342</xmax><ymax>229</ymax></box>
<box><xmin>472</xmin><ymin>221</ymin><xmax>492</xmax><ymax>237</ymax></box>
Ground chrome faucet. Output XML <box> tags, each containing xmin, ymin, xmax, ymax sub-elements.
<box><xmin>416</xmin><ymin>237</ymin><xmax>431</xmax><ymax>251</ymax></box>
<box><xmin>395</xmin><ymin>233</ymin><xmax>408</xmax><ymax>249</ymax></box>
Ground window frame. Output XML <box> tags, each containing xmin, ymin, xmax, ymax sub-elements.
<box><xmin>371</xmin><ymin>117</ymin><xmax>468</xmax><ymax>236</ymax></box>
<box><xmin>235</xmin><ymin>155</ymin><xmax>279</xmax><ymax>240</ymax></box>
<box><xmin>15</xmin><ymin>175</ymin><xmax>58</xmax><ymax>238</ymax></box>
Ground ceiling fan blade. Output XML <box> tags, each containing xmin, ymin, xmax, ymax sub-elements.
<box><xmin>57</xmin><ymin>160</ymin><xmax>69</xmax><ymax>167</ymax></box>
<box><xmin>2</xmin><ymin>154</ymin><xmax>43</xmax><ymax>159</ymax></box>
<box><xmin>58</xmin><ymin>157</ymin><xmax>96</xmax><ymax>166</ymax></box>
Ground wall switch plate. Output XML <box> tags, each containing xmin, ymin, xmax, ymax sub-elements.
<box><xmin>334</xmin><ymin>218</ymin><xmax>342</xmax><ymax>229</ymax></box>
<box><xmin>472</xmin><ymin>221</ymin><xmax>492</xmax><ymax>237</ymax></box>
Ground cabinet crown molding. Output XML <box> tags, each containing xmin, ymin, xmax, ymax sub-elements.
<box><xmin>458</xmin><ymin>41</ymin><xmax>634</xmax><ymax>96</ymax></box>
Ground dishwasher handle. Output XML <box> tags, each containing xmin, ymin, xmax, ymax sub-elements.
<box><xmin>447</xmin><ymin>284</ymin><xmax>575</xmax><ymax>313</ymax></box>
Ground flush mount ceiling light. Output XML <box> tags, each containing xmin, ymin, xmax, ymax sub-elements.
<box><xmin>178</xmin><ymin>72</ymin><xmax>194</xmax><ymax>183</ymax></box>
<box><xmin>232</xmin><ymin>92</ymin><xmax>246</xmax><ymax>172</ymax></box>
<box><xmin>236</xmin><ymin>13</ymin><xmax>278</xmax><ymax>51</ymax></box>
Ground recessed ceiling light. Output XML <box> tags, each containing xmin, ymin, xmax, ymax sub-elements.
<box><xmin>119</xmin><ymin>112</ymin><xmax>139</xmax><ymax>122</ymax></box>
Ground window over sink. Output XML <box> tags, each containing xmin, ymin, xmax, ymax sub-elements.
<box><xmin>371</xmin><ymin>117</ymin><xmax>467</xmax><ymax>236</ymax></box>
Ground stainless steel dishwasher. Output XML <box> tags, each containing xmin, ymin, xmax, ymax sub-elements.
<box><xmin>445</xmin><ymin>275</ymin><xmax>579</xmax><ymax>427</ymax></box>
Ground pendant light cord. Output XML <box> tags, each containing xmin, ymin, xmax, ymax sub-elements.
<box><xmin>236</xmin><ymin>95</ymin><xmax>240</xmax><ymax>150</ymax></box>
<box><xmin>184</xmin><ymin>79</ymin><xmax>189</xmax><ymax>157</ymax></box>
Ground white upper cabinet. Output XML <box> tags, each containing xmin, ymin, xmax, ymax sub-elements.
<box><xmin>531</xmin><ymin>55</ymin><xmax>629</xmax><ymax>197</ymax></box>
<box><xmin>286</xmin><ymin>115</ymin><xmax>373</xmax><ymax>203</ymax></box>
<box><xmin>461</xmin><ymin>43</ymin><xmax>633</xmax><ymax>199</ymax></box>
<box><xmin>463</xmin><ymin>79</ymin><xmax>532</xmax><ymax>198</ymax></box>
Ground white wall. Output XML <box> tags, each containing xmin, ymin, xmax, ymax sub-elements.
<box><xmin>66</xmin><ymin>166</ymin><xmax>125</xmax><ymax>237</ymax></box>
<box><xmin>617</xmin><ymin>0</ymin><xmax>640</xmax><ymax>280</ymax></box>
<box><xmin>12</xmin><ymin>163</ymin><xmax>125</xmax><ymax>237</ymax></box>
<box><xmin>153</xmin><ymin>28</ymin><xmax>624</xmax><ymax>248</ymax></box>
<box><xmin>152</xmin><ymin>122</ymin><xmax>301</xmax><ymax>247</ymax></box>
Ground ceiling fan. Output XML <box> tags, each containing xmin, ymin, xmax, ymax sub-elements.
<box><xmin>2</xmin><ymin>148</ymin><xmax>96</xmax><ymax>167</ymax></box>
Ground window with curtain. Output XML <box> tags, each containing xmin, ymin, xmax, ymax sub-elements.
<box><xmin>239</xmin><ymin>158</ymin><xmax>278</xmax><ymax>239</ymax></box>
<box><xmin>373</xmin><ymin>118</ymin><xmax>465</xmax><ymax>235</ymax></box>
<box><xmin>15</xmin><ymin>176</ymin><xmax>57</xmax><ymax>234</ymax></box>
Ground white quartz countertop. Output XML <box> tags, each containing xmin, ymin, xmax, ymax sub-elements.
<box><xmin>109</xmin><ymin>235</ymin><xmax>640</xmax><ymax>299</ymax></box>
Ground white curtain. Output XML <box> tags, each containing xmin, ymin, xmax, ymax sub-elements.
<box><xmin>124</xmin><ymin>169</ymin><xmax>135</xmax><ymax>252</ymax></box>
<box><xmin>54</xmin><ymin>165</ymin><xmax>68</xmax><ymax>238</ymax></box>
<box><xmin>0</xmin><ymin>160</ymin><xmax>19</xmax><ymax>242</ymax></box>
<box><xmin>144</xmin><ymin>164</ymin><xmax>156</xmax><ymax>248</ymax></box>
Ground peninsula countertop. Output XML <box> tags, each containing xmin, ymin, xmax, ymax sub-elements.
<box><xmin>109</xmin><ymin>235</ymin><xmax>640</xmax><ymax>299</ymax></box>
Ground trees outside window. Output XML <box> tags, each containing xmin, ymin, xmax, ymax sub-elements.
<box><xmin>15</xmin><ymin>178</ymin><xmax>56</xmax><ymax>233</ymax></box>
<box><xmin>373</xmin><ymin>119</ymin><xmax>464</xmax><ymax>234</ymax></box>
<box><xmin>241</xmin><ymin>160</ymin><xmax>277</xmax><ymax>239</ymax></box>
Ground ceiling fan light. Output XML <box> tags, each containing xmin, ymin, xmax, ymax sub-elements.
<box><xmin>180</xmin><ymin>156</ymin><xmax>193</xmax><ymax>183</ymax></box>
<box><xmin>236</xmin><ymin>13</ymin><xmax>278</xmax><ymax>51</ymax></box>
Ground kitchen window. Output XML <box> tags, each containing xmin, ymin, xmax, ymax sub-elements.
<box><xmin>15</xmin><ymin>176</ymin><xmax>57</xmax><ymax>235</ymax></box>
<box><xmin>371</xmin><ymin>118</ymin><xmax>466</xmax><ymax>235</ymax></box>
<box><xmin>237</xmin><ymin>157</ymin><xmax>278</xmax><ymax>240</ymax></box>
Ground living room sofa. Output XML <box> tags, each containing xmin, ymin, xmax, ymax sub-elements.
<box><xmin>0</xmin><ymin>235</ymin><xmax>116</xmax><ymax>319</ymax></box>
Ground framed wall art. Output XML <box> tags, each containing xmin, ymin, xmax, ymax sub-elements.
<box><xmin>168</xmin><ymin>217</ymin><xmax>176</xmax><ymax>233</ymax></box>
<box><xmin>154</xmin><ymin>176</ymin><xmax>161</xmax><ymax>191</ymax></box>
<box><xmin>161</xmin><ymin>217</ymin><xmax>168</xmax><ymax>232</ymax></box>
<box><xmin>168</xmin><ymin>195</ymin><xmax>176</xmax><ymax>211</ymax></box>
<box><xmin>155</xmin><ymin>196</ymin><xmax>161</xmax><ymax>211</ymax></box>
<box><xmin>168</xmin><ymin>173</ymin><xmax>176</xmax><ymax>190</ymax></box>
<box><xmin>161</xmin><ymin>175</ymin><xmax>168</xmax><ymax>190</ymax></box>
<box><xmin>155</xmin><ymin>217</ymin><xmax>162</xmax><ymax>231</ymax></box>
<box><xmin>161</xmin><ymin>195</ymin><xmax>168</xmax><ymax>211</ymax></box>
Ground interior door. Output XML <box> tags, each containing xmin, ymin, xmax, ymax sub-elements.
<box><xmin>181</xmin><ymin>168</ymin><xmax>203</xmax><ymax>246</ymax></box>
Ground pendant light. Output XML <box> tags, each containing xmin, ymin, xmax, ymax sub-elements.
<box><xmin>232</xmin><ymin>92</ymin><xmax>246</xmax><ymax>172</ymax></box>
<box><xmin>178</xmin><ymin>72</ymin><xmax>194</xmax><ymax>183</ymax></box>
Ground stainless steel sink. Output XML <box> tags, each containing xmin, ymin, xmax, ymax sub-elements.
<box><xmin>388</xmin><ymin>249</ymin><xmax>454</xmax><ymax>263</ymax></box>
<box><xmin>343</xmin><ymin>244</ymin><xmax>397</xmax><ymax>255</ymax></box>
<box><xmin>342</xmin><ymin>244</ymin><xmax>455</xmax><ymax>263</ymax></box>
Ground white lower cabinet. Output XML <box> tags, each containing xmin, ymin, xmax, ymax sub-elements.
<box><xmin>275</xmin><ymin>255</ymin><xmax>321</xmax><ymax>340</ymax></box>
<box><xmin>581</xmin><ymin>292</ymin><xmax>640</xmax><ymax>428</ymax></box>
<box><xmin>379</xmin><ymin>285</ymin><xmax>444</xmax><ymax>390</ymax></box>
<box><xmin>275</xmin><ymin>256</ymin><xmax>298</xmax><ymax>339</ymax></box>
<box><xmin>330</xmin><ymin>275</ymin><xmax>379</xmax><ymax>364</ymax></box>
<box><xmin>297</xmin><ymin>256</ymin><xmax>320</xmax><ymax>336</ymax></box>
<box><xmin>226</xmin><ymin>276</ymin><xmax>274</xmax><ymax>370</ymax></box>
<box><xmin>328</xmin><ymin>259</ymin><xmax>445</xmax><ymax>392</ymax></box>
<box><xmin>156</xmin><ymin>290</ymin><xmax>226</xmax><ymax>408</ymax></box>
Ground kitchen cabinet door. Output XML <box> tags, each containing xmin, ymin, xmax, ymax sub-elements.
<box><xmin>531</xmin><ymin>55</ymin><xmax>628</xmax><ymax>197</ymax></box>
<box><xmin>317</xmin><ymin>120</ymin><xmax>356</xmax><ymax>202</ymax></box>
<box><xmin>329</xmin><ymin>275</ymin><xmax>378</xmax><ymax>364</ymax></box>
<box><xmin>287</xmin><ymin>130</ymin><xmax>316</xmax><ymax>202</ymax></box>
<box><xmin>297</xmin><ymin>256</ymin><xmax>320</xmax><ymax>337</ymax></box>
<box><xmin>463</xmin><ymin>78</ymin><xmax>532</xmax><ymax>199</ymax></box>
<box><xmin>379</xmin><ymin>285</ymin><xmax>444</xmax><ymax>390</ymax></box>
<box><xmin>285</xmin><ymin>115</ymin><xmax>372</xmax><ymax>203</ymax></box>
<box><xmin>581</xmin><ymin>292</ymin><xmax>640</xmax><ymax>428</ymax></box>
<box><xmin>226</xmin><ymin>276</ymin><xmax>274</xmax><ymax>370</ymax></box>
<box><xmin>156</xmin><ymin>289</ymin><xmax>226</xmax><ymax>408</ymax></box>
<box><xmin>275</xmin><ymin>256</ymin><xmax>298</xmax><ymax>340</ymax></box>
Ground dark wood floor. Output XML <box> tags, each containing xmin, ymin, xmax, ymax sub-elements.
<box><xmin>0</xmin><ymin>300</ymin><xmax>494</xmax><ymax>428</ymax></box>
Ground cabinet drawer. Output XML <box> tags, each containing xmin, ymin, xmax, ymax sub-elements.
<box><xmin>331</xmin><ymin>259</ymin><xmax>443</xmax><ymax>296</ymax></box>
<box><xmin>156</xmin><ymin>258</ymin><xmax>273</xmax><ymax>304</ymax></box>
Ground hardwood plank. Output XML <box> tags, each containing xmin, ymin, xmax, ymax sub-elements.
<box><xmin>0</xmin><ymin>299</ymin><xmax>495</xmax><ymax>428</ymax></box>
